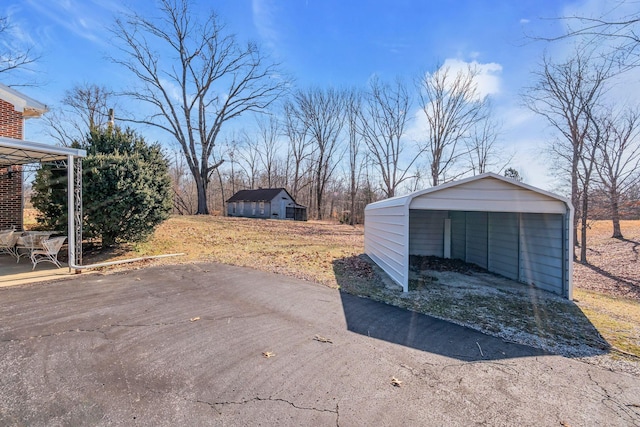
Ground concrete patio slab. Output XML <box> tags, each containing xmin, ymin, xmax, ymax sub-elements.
<box><xmin>0</xmin><ymin>254</ymin><xmax>78</xmax><ymax>287</ymax></box>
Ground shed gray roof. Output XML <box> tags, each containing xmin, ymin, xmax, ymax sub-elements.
<box><xmin>226</xmin><ymin>188</ymin><xmax>297</xmax><ymax>203</ymax></box>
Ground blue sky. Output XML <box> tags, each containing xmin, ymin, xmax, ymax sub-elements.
<box><xmin>3</xmin><ymin>0</ymin><xmax>636</xmax><ymax>191</ymax></box>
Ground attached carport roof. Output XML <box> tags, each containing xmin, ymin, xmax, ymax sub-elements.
<box><xmin>0</xmin><ymin>136</ymin><xmax>86</xmax><ymax>167</ymax></box>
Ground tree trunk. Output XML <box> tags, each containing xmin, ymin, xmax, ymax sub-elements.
<box><xmin>216</xmin><ymin>168</ymin><xmax>226</xmax><ymax>216</ymax></box>
<box><xmin>610</xmin><ymin>186</ymin><xmax>623</xmax><ymax>239</ymax></box>
<box><xmin>580</xmin><ymin>191</ymin><xmax>589</xmax><ymax>263</ymax></box>
<box><xmin>571</xmin><ymin>152</ymin><xmax>580</xmax><ymax>258</ymax></box>
<box><xmin>195</xmin><ymin>174</ymin><xmax>209</xmax><ymax>215</ymax></box>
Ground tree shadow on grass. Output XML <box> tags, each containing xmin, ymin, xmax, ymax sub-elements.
<box><xmin>581</xmin><ymin>262</ymin><xmax>640</xmax><ymax>299</ymax></box>
<box><xmin>333</xmin><ymin>254</ymin><xmax>610</xmax><ymax>362</ymax></box>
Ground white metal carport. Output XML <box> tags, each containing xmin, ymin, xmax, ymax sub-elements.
<box><xmin>364</xmin><ymin>173</ymin><xmax>574</xmax><ymax>299</ymax></box>
<box><xmin>0</xmin><ymin>136</ymin><xmax>86</xmax><ymax>270</ymax></box>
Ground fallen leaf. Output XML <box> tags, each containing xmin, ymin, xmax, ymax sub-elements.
<box><xmin>262</xmin><ymin>351</ymin><xmax>275</xmax><ymax>358</ymax></box>
<box><xmin>391</xmin><ymin>377</ymin><xmax>402</xmax><ymax>387</ymax></box>
<box><xmin>313</xmin><ymin>334</ymin><xmax>333</xmax><ymax>344</ymax></box>
<box><xmin>190</xmin><ymin>317</ymin><xmax>200</xmax><ymax>322</ymax></box>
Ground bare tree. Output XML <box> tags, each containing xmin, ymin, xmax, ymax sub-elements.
<box><xmin>594</xmin><ymin>107</ymin><xmax>640</xmax><ymax>238</ymax></box>
<box><xmin>290</xmin><ymin>88</ymin><xmax>346</xmax><ymax>219</ymax></box>
<box><xmin>466</xmin><ymin>112</ymin><xmax>506</xmax><ymax>175</ymax></box>
<box><xmin>345</xmin><ymin>88</ymin><xmax>363</xmax><ymax>225</ymax></box>
<box><xmin>0</xmin><ymin>15</ymin><xmax>40</xmax><ymax>86</ymax></box>
<box><xmin>254</xmin><ymin>116</ymin><xmax>281</xmax><ymax>188</ymax></box>
<box><xmin>524</xmin><ymin>48</ymin><xmax>612</xmax><ymax>262</ymax></box>
<box><xmin>358</xmin><ymin>76</ymin><xmax>415</xmax><ymax>197</ymax></box>
<box><xmin>111</xmin><ymin>0</ymin><xmax>288</xmax><ymax>214</ymax></box>
<box><xmin>44</xmin><ymin>83</ymin><xmax>115</xmax><ymax>147</ymax></box>
<box><xmin>416</xmin><ymin>64</ymin><xmax>488</xmax><ymax>186</ymax></box>
<box><xmin>236</xmin><ymin>131</ymin><xmax>261</xmax><ymax>190</ymax></box>
<box><xmin>542</xmin><ymin>7</ymin><xmax>640</xmax><ymax>69</ymax></box>
<box><xmin>170</xmin><ymin>151</ymin><xmax>197</xmax><ymax>214</ymax></box>
<box><xmin>577</xmin><ymin>103</ymin><xmax>603</xmax><ymax>262</ymax></box>
<box><xmin>282</xmin><ymin>100</ymin><xmax>311</xmax><ymax>200</ymax></box>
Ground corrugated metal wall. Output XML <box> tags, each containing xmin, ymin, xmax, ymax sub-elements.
<box><xmin>408</xmin><ymin>210</ymin><xmax>448</xmax><ymax>256</ymax></box>
<box><xmin>364</xmin><ymin>205</ymin><xmax>407</xmax><ymax>287</ymax></box>
<box><xmin>519</xmin><ymin>213</ymin><xmax>564</xmax><ymax>294</ymax></box>
<box><xmin>450</xmin><ymin>211</ymin><xmax>466</xmax><ymax>260</ymax></box>
<box><xmin>465</xmin><ymin>212</ymin><xmax>488</xmax><ymax>269</ymax></box>
<box><xmin>411</xmin><ymin>211</ymin><xmax>564</xmax><ymax>295</ymax></box>
<box><xmin>488</xmin><ymin>212</ymin><xmax>519</xmax><ymax>280</ymax></box>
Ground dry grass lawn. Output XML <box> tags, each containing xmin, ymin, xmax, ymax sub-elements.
<box><xmin>126</xmin><ymin>216</ymin><xmax>364</xmax><ymax>288</ymax></box>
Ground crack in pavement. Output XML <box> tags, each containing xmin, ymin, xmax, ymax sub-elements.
<box><xmin>587</xmin><ymin>370</ymin><xmax>640</xmax><ymax>425</ymax></box>
<box><xmin>141</xmin><ymin>386</ymin><xmax>341</xmax><ymax>426</ymax></box>
<box><xmin>202</xmin><ymin>396</ymin><xmax>340</xmax><ymax>425</ymax></box>
<box><xmin>211</xmin><ymin>396</ymin><xmax>339</xmax><ymax>414</ymax></box>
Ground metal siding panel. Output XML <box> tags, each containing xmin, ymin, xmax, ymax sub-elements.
<box><xmin>519</xmin><ymin>213</ymin><xmax>564</xmax><ymax>295</ymax></box>
<box><xmin>488</xmin><ymin>212</ymin><xmax>519</xmax><ymax>280</ymax></box>
<box><xmin>364</xmin><ymin>204</ymin><xmax>407</xmax><ymax>288</ymax></box>
<box><xmin>450</xmin><ymin>211</ymin><xmax>466</xmax><ymax>260</ymax></box>
<box><xmin>409</xmin><ymin>210</ymin><xmax>448</xmax><ymax>256</ymax></box>
<box><xmin>465</xmin><ymin>212</ymin><xmax>488</xmax><ymax>269</ymax></box>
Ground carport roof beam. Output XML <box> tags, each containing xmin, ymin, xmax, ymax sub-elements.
<box><xmin>0</xmin><ymin>136</ymin><xmax>86</xmax><ymax>168</ymax></box>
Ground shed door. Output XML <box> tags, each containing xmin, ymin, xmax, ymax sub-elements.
<box><xmin>487</xmin><ymin>212</ymin><xmax>519</xmax><ymax>280</ymax></box>
<box><xmin>519</xmin><ymin>213</ymin><xmax>564</xmax><ymax>295</ymax></box>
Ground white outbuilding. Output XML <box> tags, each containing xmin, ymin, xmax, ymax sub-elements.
<box><xmin>364</xmin><ymin>173</ymin><xmax>574</xmax><ymax>299</ymax></box>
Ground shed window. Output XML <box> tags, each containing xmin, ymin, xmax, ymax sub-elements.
<box><xmin>259</xmin><ymin>201</ymin><xmax>264</xmax><ymax>214</ymax></box>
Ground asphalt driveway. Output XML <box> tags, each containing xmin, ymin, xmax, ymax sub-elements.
<box><xmin>1</xmin><ymin>263</ymin><xmax>639</xmax><ymax>426</ymax></box>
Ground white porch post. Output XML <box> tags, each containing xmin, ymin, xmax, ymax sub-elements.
<box><xmin>67</xmin><ymin>154</ymin><xmax>75</xmax><ymax>273</ymax></box>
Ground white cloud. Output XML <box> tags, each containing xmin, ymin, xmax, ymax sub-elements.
<box><xmin>405</xmin><ymin>58</ymin><xmax>504</xmax><ymax>142</ymax></box>
<box><xmin>438</xmin><ymin>58</ymin><xmax>503</xmax><ymax>99</ymax></box>
<box><xmin>252</xmin><ymin>0</ymin><xmax>280</xmax><ymax>52</ymax></box>
<box><xmin>520</xmin><ymin>18</ymin><xmax>530</xmax><ymax>24</ymax></box>
<box><xmin>23</xmin><ymin>0</ymin><xmax>124</xmax><ymax>46</ymax></box>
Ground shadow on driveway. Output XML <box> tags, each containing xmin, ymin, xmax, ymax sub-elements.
<box><xmin>339</xmin><ymin>290</ymin><xmax>547</xmax><ymax>361</ymax></box>
<box><xmin>334</xmin><ymin>255</ymin><xmax>610</xmax><ymax>361</ymax></box>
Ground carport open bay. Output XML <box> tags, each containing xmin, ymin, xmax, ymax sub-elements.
<box><xmin>1</xmin><ymin>263</ymin><xmax>639</xmax><ymax>426</ymax></box>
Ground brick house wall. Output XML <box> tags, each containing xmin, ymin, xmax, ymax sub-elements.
<box><xmin>0</xmin><ymin>98</ymin><xmax>24</xmax><ymax>230</ymax></box>
<box><xmin>0</xmin><ymin>98</ymin><xmax>24</xmax><ymax>139</ymax></box>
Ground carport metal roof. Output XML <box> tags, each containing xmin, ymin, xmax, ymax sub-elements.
<box><xmin>0</xmin><ymin>136</ymin><xmax>86</xmax><ymax>167</ymax></box>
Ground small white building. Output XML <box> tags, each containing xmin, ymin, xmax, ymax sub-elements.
<box><xmin>226</xmin><ymin>188</ymin><xmax>307</xmax><ymax>221</ymax></box>
<box><xmin>364</xmin><ymin>173</ymin><xmax>574</xmax><ymax>298</ymax></box>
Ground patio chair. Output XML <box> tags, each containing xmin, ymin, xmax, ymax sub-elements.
<box><xmin>30</xmin><ymin>236</ymin><xmax>67</xmax><ymax>270</ymax></box>
<box><xmin>0</xmin><ymin>230</ymin><xmax>18</xmax><ymax>259</ymax></box>
<box><xmin>15</xmin><ymin>233</ymin><xmax>42</xmax><ymax>263</ymax></box>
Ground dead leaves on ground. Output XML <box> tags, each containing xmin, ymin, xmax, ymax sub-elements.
<box><xmin>313</xmin><ymin>334</ymin><xmax>333</xmax><ymax>344</ymax></box>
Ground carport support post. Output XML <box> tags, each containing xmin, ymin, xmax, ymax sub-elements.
<box><xmin>444</xmin><ymin>218</ymin><xmax>451</xmax><ymax>259</ymax></box>
<box><xmin>67</xmin><ymin>155</ymin><xmax>82</xmax><ymax>273</ymax></box>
